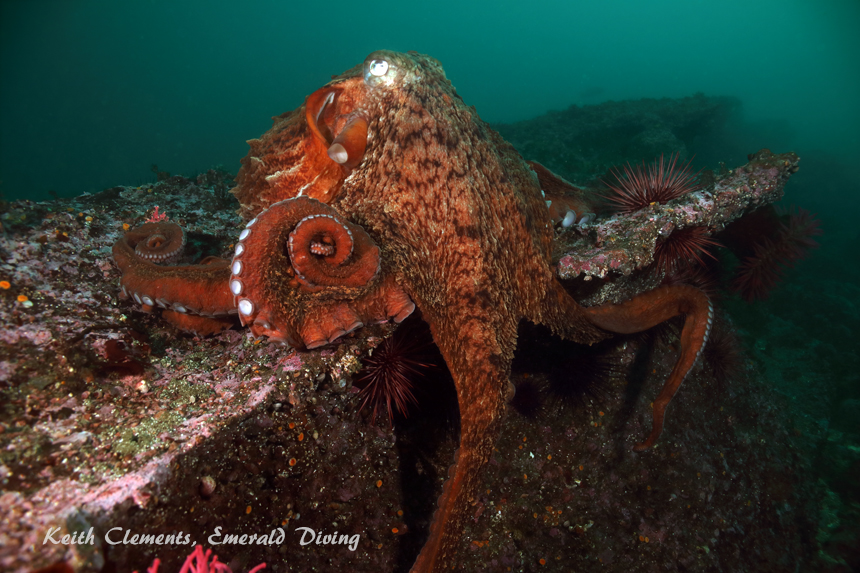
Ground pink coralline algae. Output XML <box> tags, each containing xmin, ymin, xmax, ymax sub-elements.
<box><xmin>145</xmin><ymin>206</ymin><xmax>170</xmax><ymax>223</ymax></box>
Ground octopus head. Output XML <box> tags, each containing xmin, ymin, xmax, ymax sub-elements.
<box><xmin>232</xmin><ymin>51</ymin><xmax>460</xmax><ymax>219</ymax></box>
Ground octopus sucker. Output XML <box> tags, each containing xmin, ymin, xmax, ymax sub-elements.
<box><xmin>112</xmin><ymin>50</ymin><xmax>741</xmax><ymax>573</ymax></box>
<box><xmin>223</xmin><ymin>195</ymin><xmax>412</xmax><ymax>348</ymax></box>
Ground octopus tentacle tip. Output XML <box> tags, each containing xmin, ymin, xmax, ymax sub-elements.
<box><xmin>125</xmin><ymin>222</ymin><xmax>186</xmax><ymax>264</ymax></box>
<box><xmin>633</xmin><ymin>441</ymin><xmax>652</xmax><ymax>453</ymax></box>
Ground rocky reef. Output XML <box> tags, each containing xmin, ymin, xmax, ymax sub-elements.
<box><xmin>494</xmin><ymin>93</ymin><xmax>740</xmax><ymax>185</ymax></box>
<box><xmin>5</xmin><ymin>81</ymin><xmax>856</xmax><ymax>570</ymax></box>
<box><xmin>0</xmin><ymin>149</ymin><xmax>831</xmax><ymax>573</ymax></box>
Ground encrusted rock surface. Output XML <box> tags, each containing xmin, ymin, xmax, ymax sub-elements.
<box><xmin>0</xmin><ymin>174</ymin><xmax>407</xmax><ymax>571</ymax></box>
<box><xmin>555</xmin><ymin>149</ymin><xmax>799</xmax><ymax>305</ymax></box>
<box><xmin>0</xmin><ymin>162</ymin><xmax>823</xmax><ymax>572</ymax></box>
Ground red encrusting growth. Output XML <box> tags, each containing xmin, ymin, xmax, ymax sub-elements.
<box><xmin>133</xmin><ymin>544</ymin><xmax>266</xmax><ymax>573</ymax></box>
<box><xmin>145</xmin><ymin>205</ymin><xmax>169</xmax><ymax>223</ymax></box>
<box><xmin>604</xmin><ymin>153</ymin><xmax>700</xmax><ymax>213</ymax></box>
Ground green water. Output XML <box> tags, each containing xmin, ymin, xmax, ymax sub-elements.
<box><xmin>1</xmin><ymin>0</ymin><xmax>858</xmax><ymax>209</ymax></box>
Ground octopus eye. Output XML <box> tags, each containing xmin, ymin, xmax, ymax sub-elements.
<box><xmin>363</xmin><ymin>52</ymin><xmax>404</xmax><ymax>88</ymax></box>
<box><xmin>368</xmin><ymin>59</ymin><xmax>389</xmax><ymax>77</ymax></box>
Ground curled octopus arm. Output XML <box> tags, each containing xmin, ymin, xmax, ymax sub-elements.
<box><xmin>112</xmin><ymin>222</ymin><xmax>236</xmax><ymax>335</ymax></box>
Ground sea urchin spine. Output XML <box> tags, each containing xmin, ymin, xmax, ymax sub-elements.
<box><xmin>732</xmin><ymin>206</ymin><xmax>821</xmax><ymax>301</ymax></box>
<box><xmin>354</xmin><ymin>318</ymin><xmax>436</xmax><ymax>426</ymax></box>
<box><xmin>605</xmin><ymin>153</ymin><xmax>700</xmax><ymax>213</ymax></box>
<box><xmin>653</xmin><ymin>226</ymin><xmax>722</xmax><ymax>276</ymax></box>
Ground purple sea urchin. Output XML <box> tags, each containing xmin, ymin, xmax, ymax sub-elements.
<box><xmin>509</xmin><ymin>376</ymin><xmax>547</xmax><ymax>418</ymax></box>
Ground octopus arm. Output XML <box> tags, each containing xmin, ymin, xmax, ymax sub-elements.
<box><xmin>582</xmin><ymin>284</ymin><xmax>713</xmax><ymax>450</ymax></box>
<box><xmin>410</xmin><ymin>315</ymin><xmax>509</xmax><ymax>573</ymax></box>
<box><xmin>159</xmin><ymin>309</ymin><xmax>236</xmax><ymax>336</ymax></box>
<box><xmin>229</xmin><ymin>196</ymin><xmax>415</xmax><ymax>348</ymax></box>
<box><xmin>112</xmin><ymin>236</ymin><xmax>235</xmax><ymax>335</ymax></box>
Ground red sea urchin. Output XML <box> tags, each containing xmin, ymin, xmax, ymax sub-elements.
<box><xmin>653</xmin><ymin>226</ymin><xmax>722</xmax><ymax>276</ymax></box>
<box><xmin>605</xmin><ymin>153</ymin><xmax>700</xmax><ymax>213</ymax></box>
<box><xmin>731</xmin><ymin>206</ymin><xmax>822</xmax><ymax>301</ymax></box>
<box><xmin>354</xmin><ymin>315</ymin><xmax>437</xmax><ymax>426</ymax></box>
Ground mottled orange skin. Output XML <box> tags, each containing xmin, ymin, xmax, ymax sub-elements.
<box><xmin>232</xmin><ymin>51</ymin><xmax>710</xmax><ymax>572</ymax></box>
<box><xmin>315</xmin><ymin>52</ymin><xmax>606</xmax><ymax>572</ymax></box>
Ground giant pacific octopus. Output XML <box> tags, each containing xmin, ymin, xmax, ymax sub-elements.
<box><xmin>113</xmin><ymin>51</ymin><xmax>713</xmax><ymax>572</ymax></box>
